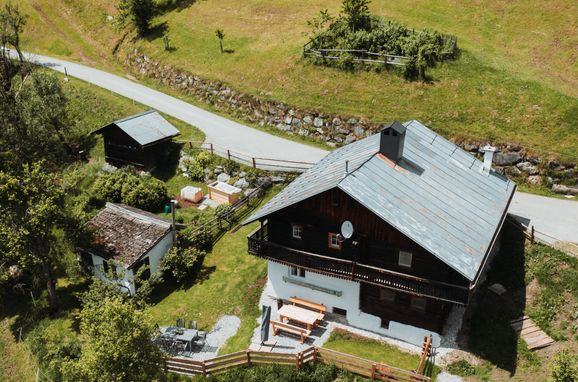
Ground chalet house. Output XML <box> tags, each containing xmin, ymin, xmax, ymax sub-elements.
<box><xmin>82</xmin><ymin>203</ymin><xmax>175</xmax><ymax>295</ymax></box>
<box><xmin>92</xmin><ymin>110</ymin><xmax>180</xmax><ymax>171</ymax></box>
<box><xmin>244</xmin><ymin>120</ymin><xmax>516</xmax><ymax>344</ymax></box>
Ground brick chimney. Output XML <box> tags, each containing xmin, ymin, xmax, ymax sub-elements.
<box><xmin>379</xmin><ymin>121</ymin><xmax>406</xmax><ymax>162</ymax></box>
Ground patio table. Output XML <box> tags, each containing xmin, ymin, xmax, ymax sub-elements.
<box><xmin>161</xmin><ymin>327</ymin><xmax>199</xmax><ymax>351</ymax></box>
<box><xmin>278</xmin><ymin>304</ymin><xmax>319</xmax><ymax>331</ymax></box>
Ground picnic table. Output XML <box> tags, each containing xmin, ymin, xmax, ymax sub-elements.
<box><xmin>160</xmin><ymin>326</ymin><xmax>199</xmax><ymax>351</ymax></box>
<box><xmin>278</xmin><ymin>304</ymin><xmax>320</xmax><ymax>331</ymax></box>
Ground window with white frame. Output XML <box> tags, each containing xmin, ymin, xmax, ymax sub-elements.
<box><xmin>398</xmin><ymin>250</ymin><xmax>413</xmax><ymax>268</ymax></box>
<box><xmin>292</xmin><ymin>224</ymin><xmax>303</xmax><ymax>239</ymax></box>
<box><xmin>379</xmin><ymin>288</ymin><xmax>396</xmax><ymax>303</ymax></box>
<box><xmin>289</xmin><ymin>266</ymin><xmax>306</xmax><ymax>278</ymax></box>
<box><xmin>410</xmin><ymin>296</ymin><xmax>426</xmax><ymax>312</ymax></box>
<box><xmin>328</xmin><ymin>232</ymin><xmax>341</xmax><ymax>250</ymax></box>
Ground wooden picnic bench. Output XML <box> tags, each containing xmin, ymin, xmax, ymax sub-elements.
<box><xmin>271</xmin><ymin>320</ymin><xmax>311</xmax><ymax>344</ymax></box>
<box><xmin>289</xmin><ymin>296</ymin><xmax>326</xmax><ymax>325</ymax></box>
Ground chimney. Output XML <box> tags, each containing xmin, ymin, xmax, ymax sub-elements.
<box><xmin>379</xmin><ymin>121</ymin><xmax>406</xmax><ymax>162</ymax></box>
<box><xmin>481</xmin><ymin>144</ymin><xmax>496</xmax><ymax>175</ymax></box>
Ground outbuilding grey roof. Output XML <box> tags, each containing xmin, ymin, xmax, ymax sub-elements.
<box><xmin>94</xmin><ymin>110</ymin><xmax>180</xmax><ymax>147</ymax></box>
<box><xmin>244</xmin><ymin>120</ymin><xmax>516</xmax><ymax>282</ymax></box>
<box><xmin>85</xmin><ymin>203</ymin><xmax>172</xmax><ymax>268</ymax></box>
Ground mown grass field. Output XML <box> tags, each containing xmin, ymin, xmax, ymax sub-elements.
<box><xmin>10</xmin><ymin>0</ymin><xmax>578</xmax><ymax>161</ymax></box>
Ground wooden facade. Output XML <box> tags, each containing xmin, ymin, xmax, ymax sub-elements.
<box><xmin>248</xmin><ymin>188</ymin><xmax>471</xmax><ymax>332</ymax></box>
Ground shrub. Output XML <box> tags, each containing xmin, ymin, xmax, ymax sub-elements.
<box><xmin>161</xmin><ymin>246</ymin><xmax>204</xmax><ymax>284</ymax></box>
<box><xmin>181</xmin><ymin>225</ymin><xmax>213</xmax><ymax>251</ymax></box>
<box><xmin>551</xmin><ymin>349</ymin><xmax>577</xmax><ymax>382</ymax></box>
<box><xmin>446</xmin><ymin>360</ymin><xmax>476</xmax><ymax>377</ymax></box>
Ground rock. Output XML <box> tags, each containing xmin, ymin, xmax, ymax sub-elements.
<box><xmin>345</xmin><ymin>134</ymin><xmax>356</xmax><ymax>144</ymax></box>
<box><xmin>505</xmin><ymin>166</ymin><xmax>522</xmax><ymax>176</ymax></box>
<box><xmin>353</xmin><ymin>126</ymin><xmax>365</xmax><ymax>136</ymax></box>
<box><xmin>546</xmin><ymin>176</ymin><xmax>554</xmax><ymax>185</ymax></box>
<box><xmin>516</xmin><ymin>161</ymin><xmax>538</xmax><ymax>175</ymax></box>
<box><xmin>326</xmin><ymin>141</ymin><xmax>337</xmax><ymax>148</ymax></box>
<box><xmin>526</xmin><ymin>175</ymin><xmax>543</xmax><ymax>186</ymax></box>
<box><xmin>548</xmin><ymin>160</ymin><xmax>561</xmax><ymax>170</ymax></box>
<box><xmin>528</xmin><ymin>157</ymin><xmax>541</xmax><ymax>165</ymax></box>
<box><xmin>239</xmin><ymin>171</ymin><xmax>247</xmax><ymax>178</ymax></box>
<box><xmin>234</xmin><ymin>178</ymin><xmax>250</xmax><ymax>189</ymax></box>
<box><xmin>463</xmin><ymin>143</ymin><xmax>478</xmax><ymax>152</ymax></box>
<box><xmin>493</xmin><ymin>152</ymin><xmax>522</xmax><ymax>166</ymax></box>
<box><xmin>268</xmin><ymin>107</ymin><xmax>277</xmax><ymax>115</ymax></box>
<box><xmin>552</xmin><ymin>184</ymin><xmax>578</xmax><ymax>195</ymax></box>
<box><xmin>332</xmin><ymin>117</ymin><xmax>342</xmax><ymax>126</ymax></box>
<box><xmin>298</xmin><ymin>129</ymin><xmax>309</xmax><ymax>136</ymax></box>
<box><xmin>288</xmin><ymin>109</ymin><xmax>296</xmax><ymax>116</ymax></box>
<box><xmin>347</xmin><ymin>118</ymin><xmax>358</xmax><ymax>125</ymax></box>
<box><xmin>313</xmin><ymin>117</ymin><xmax>324</xmax><ymax>128</ymax></box>
<box><xmin>102</xmin><ymin>163</ymin><xmax>117</xmax><ymax>172</ymax></box>
<box><xmin>336</xmin><ymin>127</ymin><xmax>350</xmax><ymax>135</ymax></box>
<box><xmin>276</xmin><ymin>123</ymin><xmax>290</xmax><ymax>131</ymax></box>
<box><xmin>303</xmin><ymin>116</ymin><xmax>313</xmax><ymax>125</ymax></box>
<box><xmin>315</xmin><ymin>127</ymin><xmax>324</xmax><ymax>135</ymax></box>
<box><xmin>284</xmin><ymin>115</ymin><xmax>293</xmax><ymax>125</ymax></box>
<box><xmin>214</xmin><ymin>165</ymin><xmax>224</xmax><ymax>174</ymax></box>
<box><xmin>291</xmin><ymin>118</ymin><xmax>301</xmax><ymax>127</ymax></box>
<box><xmin>271</xmin><ymin>175</ymin><xmax>286</xmax><ymax>183</ymax></box>
<box><xmin>217</xmin><ymin>173</ymin><xmax>231</xmax><ymax>183</ymax></box>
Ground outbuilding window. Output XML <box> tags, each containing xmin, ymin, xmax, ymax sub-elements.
<box><xmin>328</xmin><ymin>233</ymin><xmax>342</xmax><ymax>250</ymax></box>
<box><xmin>410</xmin><ymin>296</ymin><xmax>426</xmax><ymax>312</ymax></box>
<box><xmin>292</xmin><ymin>224</ymin><xmax>303</xmax><ymax>239</ymax></box>
<box><xmin>379</xmin><ymin>289</ymin><xmax>396</xmax><ymax>303</ymax></box>
<box><xmin>289</xmin><ymin>266</ymin><xmax>306</xmax><ymax>278</ymax></box>
<box><xmin>398</xmin><ymin>251</ymin><xmax>413</xmax><ymax>268</ymax></box>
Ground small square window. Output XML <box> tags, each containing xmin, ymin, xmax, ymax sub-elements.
<box><xmin>379</xmin><ymin>289</ymin><xmax>396</xmax><ymax>303</ymax></box>
<box><xmin>289</xmin><ymin>266</ymin><xmax>305</xmax><ymax>278</ymax></box>
<box><xmin>333</xmin><ymin>307</ymin><xmax>347</xmax><ymax>316</ymax></box>
<box><xmin>328</xmin><ymin>233</ymin><xmax>342</xmax><ymax>250</ymax></box>
<box><xmin>410</xmin><ymin>296</ymin><xmax>426</xmax><ymax>312</ymax></box>
<box><xmin>292</xmin><ymin>225</ymin><xmax>303</xmax><ymax>239</ymax></box>
<box><xmin>398</xmin><ymin>251</ymin><xmax>412</xmax><ymax>268</ymax></box>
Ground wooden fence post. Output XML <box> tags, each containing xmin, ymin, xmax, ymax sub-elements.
<box><xmin>313</xmin><ymin>347</ymin><xmax>318</xmax><ymax>363</ymax></box>
<box><xmin>252</xmin><ymin>157</ymin><xmax>256</xmax><ymax>168</ymax></box>
<box><xmin>210</xmin><ymin>143</ymin><xmax>214</xmax><ymax>155</ymax></box>
<box><xmin>227</xmin><ymin>149</ymin><xmax>231</xmax><ymax>160</ymax></box>
<box><xmin>531</xmin><ymin>226</ymin><xmax>535</xmax><ymax>244</ymax></box>
<box><xmin>370</xmin><ymin>364</ymin><xmax>376</xmax><ymax>381</ymax></box>
<box><xmin>201</xmin><ymin>362</ymin><xmax>206</xmax><ymax>377</ymax></box>
<box><xmin>246</xmin><ymin>350</ymin><xmax>252</xmax><ymax>366</ymax></box>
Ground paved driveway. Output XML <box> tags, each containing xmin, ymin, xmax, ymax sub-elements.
<box><xmin>22</xmin><ymin>52</ymin><xmax>578</xmax><ymax>251</ymax></box>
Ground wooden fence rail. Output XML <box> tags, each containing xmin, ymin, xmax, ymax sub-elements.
<box><xmin>164</xmin><ymin>346</ymin><xmax>431</xmax><ymax>381</ymax></box>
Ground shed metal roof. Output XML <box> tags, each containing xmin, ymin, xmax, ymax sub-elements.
<box><xmin>244</xmin><ymin>120</ymin><xmax>516</xmax><ymax>282</ymax></box>
<box><xmin>94</xmin><ymin>110</ymin><xmax>180</xmax><ymax>147</ymax></box>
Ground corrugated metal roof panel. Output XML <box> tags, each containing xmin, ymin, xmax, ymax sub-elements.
<box><xmin>112</xmin><ymin>110</ymin><xmax>180</xmax><ymax>146</ymax></box>
<box><xmin>244</xmin><ymin>120</ymin><xmax>516</xmax><ymax>281</ymax></box>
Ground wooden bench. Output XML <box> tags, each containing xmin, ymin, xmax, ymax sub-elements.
<box><xmin>271</xmin><ymin>320</ymin><xmax>311</xmax><ymax>344</ymax></box>
<box><xmin>289</xmin><ymin>296</ymin><xmax>326</xmax><ymax>325</ymax></box>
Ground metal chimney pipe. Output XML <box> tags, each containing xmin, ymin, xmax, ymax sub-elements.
<box><xmin>481</xmin><ymin>145</ymin><xmax>496</xmax><ymax>175</ymax></box>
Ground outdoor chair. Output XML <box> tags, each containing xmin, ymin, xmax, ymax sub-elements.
<box><xmin>176</xmin><ymin>318</ymin><xmax>185</xmax><ymax>328</ymax></box>
<box><xmin>196</xmin><ymin>331</ymin><xmax>207</xmax><ymax>343</ymax></box>
<box><xmin>188</xmin><ymin>320</ymin><xmax>197</xmax><ymax>330</ymax></box>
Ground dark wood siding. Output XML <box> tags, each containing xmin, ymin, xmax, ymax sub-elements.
<box><xmin>359</xmin><ymin>284</ymin><xmax>450</xmax><ymax>333</ymax></box>
<box><xmin>267</xmin><ymin>188</ymin><xmax>469</xmax><ymax>286</ymax></box>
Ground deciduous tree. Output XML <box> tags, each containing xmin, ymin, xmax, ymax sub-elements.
<box><xmin>117</xmin><ymin>0</ymin><xmax>156</xmax><ymax>36</ymax></box>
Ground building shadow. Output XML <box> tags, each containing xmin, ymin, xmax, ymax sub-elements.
<box><xmin>459</xmin><ymin>217</ymin><xmax>527</xmax><ymax>375</ymax></box>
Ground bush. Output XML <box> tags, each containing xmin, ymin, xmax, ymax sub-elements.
<box><xmin>551</xmin><ymin>349</ymin><xmax>577</xmax><ymax>382</ymax></box>
<box><xmin>161</xmin><ymin>246</ymin><xmax>204</xmax><ymax>284</ymax></box>
<box><xmin>446</xmin><ymin>360</ymin><xmax>476</xmax><ymax>377</ymax></box>
<box><xmin>181</xmin><ymin>225</ymin><xmax>213</xmax><ymax>251</ymax></box>
<box><xmin>91</xmin><ymin>169</ymin><xmax>169</xmax><ymax>212</ymax></box>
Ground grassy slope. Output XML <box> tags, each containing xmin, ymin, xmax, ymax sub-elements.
<box><xmin>0</xmin><ymin>319</ymin><xmax>37</xmax><ymax>382</ymax></box>
<box><xmin>12</xmin><ymin>0</ymin><xmax>578</xmax><ymax>161</ymax></box>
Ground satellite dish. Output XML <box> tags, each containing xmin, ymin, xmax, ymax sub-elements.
<box><xmin>341</xmin><ymin>220</ymin><xmax>354</xmax><ymax>239</ymax></box>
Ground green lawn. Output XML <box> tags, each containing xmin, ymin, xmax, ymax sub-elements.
<box><xmin>14</xmin><ymin>0</ymin><xmax>578</xmax><ymax>161</ymax></box>
<box><xmin>323</xmin><ymin>329</ymin><xmax>440</xmax><ymax>380</ymax></box>
<box><xmin>0</xmin><ymin>318</ymin><xmax>37</xmax><ymax>382</ymax></box>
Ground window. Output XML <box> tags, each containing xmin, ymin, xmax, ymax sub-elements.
<box><xmin>292</xmin><ymin>224</ymin><xmax>303</xmax><ymax>239</ymax></box>
<box><xmin>398</xmin><ymin>251</ymin><xmax>412</xmax><ymax>268</ymax></box>
<box><xmin>289</xmin><ymin>266</ymin><xmax>305</xmax><ymax>278</ymax></box>
<box><xmin>328</xmin><ymin>233</ymin><xmax>342</xmax><ymax>250</ymax></box>
<box><xmin>330</xmin><ymin>189</ymin><xmax>339</xmax><ymax>207</ymax></box>
<box><xmin>333</xmin><ymin>307</ymin><xmax>347</xmax><ymax>316</ymax></box>
<box><xmin>102</xmin><ymin>259</ymin><xmax>109</xmax><ymax>274</ymax></box>
<box><xmin>379</xmin><ymin>289</ymin><xmax>396</xmax><ymax>303</ymax></box>
<box><xmin>410</xmin><ymin>296</ymin><xmax>426</xmax><ymax>312</ymax></box>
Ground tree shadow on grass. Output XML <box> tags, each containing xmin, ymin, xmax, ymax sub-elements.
<box><xmin>157</xmin><ymin>0</ymin><xmax>197</xmax><ymax>14</ymax></box>
<box><xmin>148</xmin><ymin>264</ymin><xmax>217</xmax><ymax>306</ymax></box>
<box><xmin>459</xmin><ymin>217</ymin><xmax>527</xmax><ymax>375</ymax></box>
<box><xmin>142</xmin><ymin>21</ymin><xmax>169</xmax><ymax>43</ymax></box>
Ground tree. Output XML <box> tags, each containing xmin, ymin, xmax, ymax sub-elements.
<box><xmin>63</xmin><ymin>282</ymin><xmax>163</xmax><ymax>381</ymax></box>
<box><xmin>341</xmin><ymin>0</ymin><xmax>371</xmax><ymax>31</ymax></box>
<box><xmin>117</xmin><ymin>0</ymin><xmax>156</xmax><ymax>36</ymax></box>
<box><xmin>550</xmin><ymin>349</ymin><xmax>577</xmax><ymax>382</ymax></box>
<box><xmin>0</xmin><ymin>2</ymin><xmax>29</xmax><ymax>91</ymax></box>
<box><xmin>215</xmin><ymin>29</ymin><xmax>225</xmax><ymax>54</ymax></box>
<box><xmin>0</xmin><ymin>162</ymin><xmax>65</xmax><ymax>309</ymax></box>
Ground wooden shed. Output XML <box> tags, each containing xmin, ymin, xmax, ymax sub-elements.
<box><xmin>208</xmin><ymin>181</ymin><xmax>242</xmax><ymax>204</ymax></box>
<box><xmin>92</xmin><ymin>110</ymin><xmax>180</xmax><ymax>171</ymax></box>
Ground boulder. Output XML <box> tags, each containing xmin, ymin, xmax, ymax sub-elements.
<box><xmin>234</xmin><ymin>178</ymin><xmax>250</xmax><ymax>189</ymax></box>
<box><xmin>345</xmin><ymin>134</ymin><xmax>356</xmax><ymax>144</ymax></box>
<box><xmin>552</xmin><ymin>184</ymin><xmax>578</xmax><ymax>195</ymax></box>
<box><xmin>493</xmin><ymin>152</ymin><xmax>522</xmax><ymax>166</ymax></box>
<box><xmin>516</xmin><ymin>161</ymin><xmax>538</xmax><ymax>175</ymax></box>
<box><xmin>353</xmin><ymin>126</ymin><xmax>365</xmax><ymax>136</ymax></box>
<box><xmin>276</xmin><ymin>123</ymin><xmax>290</xmax><ymax>131</ymax></box>
<box><xmin>217</xmin><ymin>172</ymin><xmax>230</xmax><ymax>183</ymax></box>
<box><xmin>284</xmin><ymin>115</ymin><xmax>293</xmax><ymax>125</ymax></box>
<box><xmin>313</xmin><ymin>117</ymin><xmax>324</xmax><ymax>128</ymax></box>
<box><xmin>303</xmin><ymin>116</ymin><xmax>313</xmax><ymax>125</ymax></box>
<box><xmin>526</xmin><ymin>175</ymin><xmax>543</xmax><ymax>186</ymax></box>
<box><xmin>332</xmin><ymin>117</ymin><xmax>342</xmax><ymax>126</ymax></box>
<box><xmin>347</xmin><ymin>118</ymin><xmax>358</xmax><ymax>125</ymax></box>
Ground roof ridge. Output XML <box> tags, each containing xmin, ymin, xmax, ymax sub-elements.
<box><xmin>105</xmin><ymin>202</ymin><xmax>172</xmax><ymax>228</ymax></box>
<box><xmin>113</xmin><ymin>109</ymin><xmax>156</xmax><ymax>125</ymax></box>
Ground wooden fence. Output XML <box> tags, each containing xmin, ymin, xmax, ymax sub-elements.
<box><xmin>303</xmin><ymin>43</ymin><xmax>410</xmax><ymax>67</ymax></box>
<box><xmin>179</xmin><ymin>140</ymin><xmax>316</xmax><ymax>172</ymax></box>
<box><xmin>164</xmin><ymin>340</ymin><xmax>432</xmax><ymax>381</ymax></box>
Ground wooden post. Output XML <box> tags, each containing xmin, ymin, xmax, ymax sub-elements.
<box><xmin>227</xmin><ymin>149</ymin><xmax>231</xmax><ymax>160</ymax></box>
<box><xmin>370</xmin><ymin>364</ymin><xmax>376</xmax><ymax>381</ymax></box>
<box><xmin>252</xmin><ymin>157</ymin><xmax>256</xmax><ymax>168</ymax></box>
<box><xmin>313</xmin><ymin>347</ymin><xmax>318</xmax><ymax>363</ymax></box>
<box><xmin>210</xmin><ymin>143</ymin><xmax>214</xmax><ymax>155</ymax></box>
<box><xmin>201</xmin><ymin>362</ymin><xmax>206</xmax><ymax>377</ymax></box>
<box><xmin>531</xmin><ymin>226</ymin><xmax>535</xmax><ymax>244</ymax></box>
<box><xmin>296</xmin><ymin>351</ymin><xmax>302</xmax><ymax>369</ymax></box>
<box><xmin>246</xmin><ymin>350</ymin><xmax>252</xmax><ymax>366</ymax></box>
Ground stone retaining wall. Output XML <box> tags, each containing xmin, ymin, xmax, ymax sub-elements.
<box><xmin>123</xmin><ymin>49</ymin><xmax>577</xmax><ymax>195</ymax></box>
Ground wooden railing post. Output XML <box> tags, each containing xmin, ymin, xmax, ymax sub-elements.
<box><xmin>252</xmin><ymin>157</ymin><xmax>257</xmax><ymax>168</ymax></box>
<box><xmin>313</xmin><ymin>346</ymin><xmax>318</xmax><ymax>363</ymax></box>
<box><xmin>227</xmin><ymin>149</ymin><xmax>231</xmax><ymax>160</ymax></box>
<box><xmin>201</xmin><ymin>362</ymin><xmax>206</xmax><ymax>377</ymax></box>
<box><xmin>370</xmin><ymin>364</ymin><xmax>376</xmax><ymax>381</ymax></box>
<box><xmin>531</xmin><ymin>225</ymin><xmax>535</xmax><ymax>244</ymax></box>
<box><xmin>246</xmin><ymin>350</ymin><xmax>252</xmax><ymax>366</ymax></box>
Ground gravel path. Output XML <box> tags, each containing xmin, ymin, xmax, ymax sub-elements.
<box><xmin>185</xmin><ymin>315</ymin><xmax>241</xmax><ymax>361</ymax></box>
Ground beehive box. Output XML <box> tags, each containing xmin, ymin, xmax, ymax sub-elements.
<box><xmin>207</xmin><ymin>181</ymin><xmax>242</xmax><ymax>204</ymax></box>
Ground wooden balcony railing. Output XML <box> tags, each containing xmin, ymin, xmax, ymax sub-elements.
<box><xmin>248</xmin><ymin>227</ymin><xmax>469</xmax><ymax>305</ymax></box>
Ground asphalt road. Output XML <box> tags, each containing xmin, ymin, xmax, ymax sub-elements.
<box><xmin>19</xmin><ymin>51</ymin><xmax>328</xmax><ymax>171</ymax></box>
<box><xmin>22</xmin><ymin>51</ymin><xmax>578</xmax><ymax>250</ymax></box>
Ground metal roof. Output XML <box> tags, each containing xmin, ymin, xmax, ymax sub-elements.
<box><xmin>94</xmin><ymin>110</ymin><xmax>180</xmax><ymax>147</ymax></box>
<box><xmin>244</xmin><ymin>120</ymin><xmax>516</xmax><ymax>282</ymax></box>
